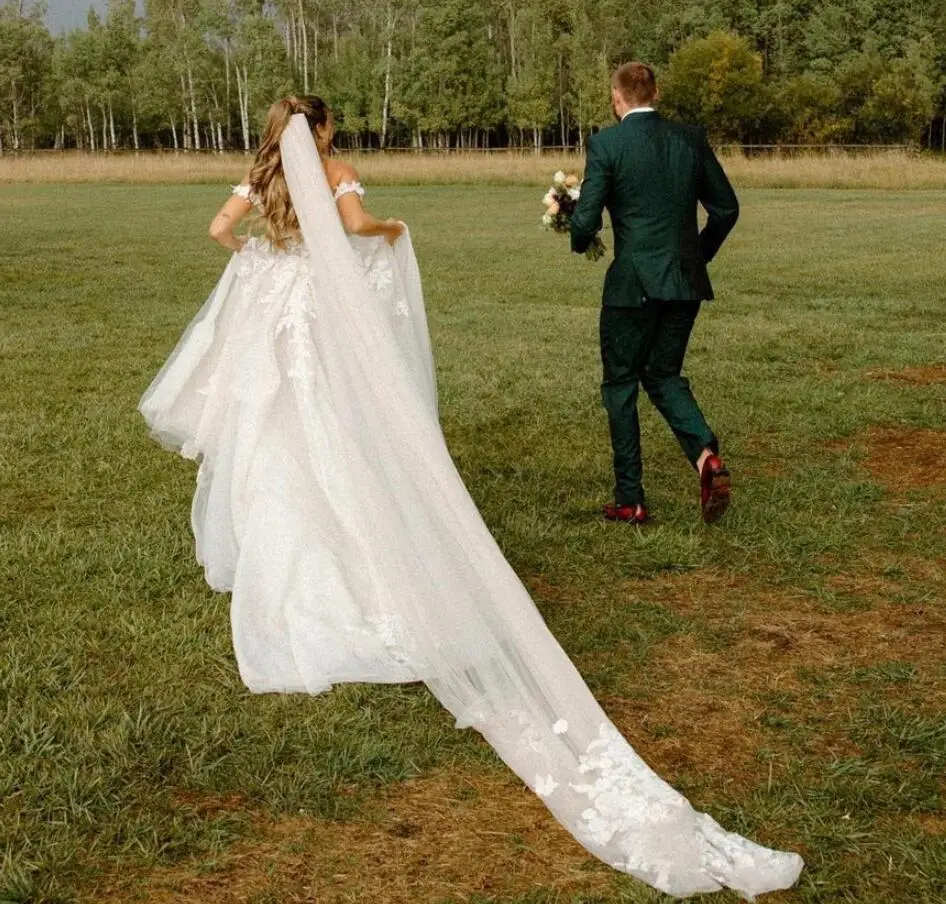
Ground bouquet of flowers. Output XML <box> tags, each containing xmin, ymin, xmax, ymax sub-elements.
<box><xmin>542</xmin><ymin>170</ymin><xmax>606</xmax><ymax>261</ymax></box>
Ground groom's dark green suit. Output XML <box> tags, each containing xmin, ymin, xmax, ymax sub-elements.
<box><xmin>571</xmin><ymin>110</ymin><xmax>739</xmax><ymax>507</ymax></box>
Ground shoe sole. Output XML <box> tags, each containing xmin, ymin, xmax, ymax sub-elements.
<box><xmin>702</xmin><ymin>470</ymin><xmax>731</xmax><ymax>524</ymax></box>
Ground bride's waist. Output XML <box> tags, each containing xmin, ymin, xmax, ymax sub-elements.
<box><xmin>243</xmin><ymin>234</ymin><xmax>385</xmax><ymax>256</ymax></box>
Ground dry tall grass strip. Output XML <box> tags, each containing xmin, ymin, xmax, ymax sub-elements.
<box><xmin>3</xmin><ymin>149</ymin><xmax>946</xmax><ymax>189</ymax></box>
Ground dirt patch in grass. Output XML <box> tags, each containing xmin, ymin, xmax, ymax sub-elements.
<box><xmin>97</xmin><ymin>771</ymin><xmax>616</xmax><ymax>904</ymax></box>
<box><xmin>601</xmin><ymin>634</ymin><xmax>772</xmax><ymax>785</ymax></box>
<box><xmin>866</xmin><ymin>365</ymin><xmax>946</xmax><ymax>385</ymax></box>
<box><xmin>597</xmin><ymin>564</ymin><xmax>946</xmax><ymax>780</ymax></box>
<box><xmin>834</xmin><ymin>426</ymin><xmax>946</xmax><ymax>491</ymax></box>
<box><xmin>916</xmin><ymin>813</ymin><xmax>946</xmax><ymax>836</ymax></box>
<box><xmin>638</xmin><ymin>562</ymin><xmax>946</xmax><ymax>677</ymax></box>
<box><xmin>739</xmin><ymin>602</ymin><xmax>946</xmax><ymax>677</ymax></box>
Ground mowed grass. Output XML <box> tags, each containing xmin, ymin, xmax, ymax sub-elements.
<box><xmin>0</xmin><ymin>183</ymin><xmax>944</xmax><ymax>903</ymax></box>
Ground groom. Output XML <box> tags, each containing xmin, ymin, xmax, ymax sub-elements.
<box><xmin>571</xmin><ymin>62</ymin><xmax>739</xmax><ymax>525</ymax></box>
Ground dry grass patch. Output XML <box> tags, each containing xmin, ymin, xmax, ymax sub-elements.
<box><xmin>97</xmin><ymin>771</ymin><xmax>615</xmax><ymax>904</ymax></box>
<box><xmin>836</xmin><ymin>426</ymin><xmax>946</xmax><ymax>491</ymax></box>
<box><xmin>866</xmin><ymin>364</ymin><xmax>946</xmax><ymax>385</ymax></box>
<box><xmin>602</xmin><ymin>634</ymin><xmax>775</xmax><ymax>785</ymax></box>
<box><xmin>600</xmin><ymin>565</ymin><xmax>946</xmax><ymax>774</ymax></box>
<box><xmin>916</xmin><ymin>813</ymin><xmax>946</xmax><ymax>836</ymax></box>
<box><xmin>738</xmin><ymin>602</ymin><xmax>946</xmax><ymax>677</ymax></box>
<box><xmin>636</xmin><ymin>563</ymin><xmax>946</xmax><ymax>675</ymax></box>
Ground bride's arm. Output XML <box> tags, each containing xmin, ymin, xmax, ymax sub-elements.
<box><xmin>209</xmin><ymin>189</ymin><xmax>254</xmax><ymax>252</ymax></box>
<box><xmin>332</xmin><ymin>166</ymin><xmax>404</xmax><ymax>245</ymax></box>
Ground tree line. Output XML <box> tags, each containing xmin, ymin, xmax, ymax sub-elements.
<box><xmin>1</xmin><ymin>0</ymin><xmax>945</xmax><ymax>153</ymax></box>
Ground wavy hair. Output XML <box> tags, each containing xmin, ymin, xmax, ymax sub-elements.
<box><xmin>247</xmin><ymin>95</ymin><xmax>331</xmax><ymax>249</ymax></box>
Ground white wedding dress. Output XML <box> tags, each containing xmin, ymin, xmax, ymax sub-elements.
<box><xmin>140</xmin><ymin>115</ymin><xmax>803</xmax><ymax>899</ymax></box>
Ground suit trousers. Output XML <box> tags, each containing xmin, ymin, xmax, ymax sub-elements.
<box><xmin>600</xmin><ymin>301</ymin><xmax>717</xmax><ymax>506</ymax></box>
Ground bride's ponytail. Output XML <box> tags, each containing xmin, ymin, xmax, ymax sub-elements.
<box><xmin>248</xmin><ymin>96</ymin><xmax>332</xmax><ymax>250</ymax></box>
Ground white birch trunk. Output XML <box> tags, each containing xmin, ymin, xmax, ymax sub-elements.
<box><xmin>236</xmin><ymin>65</ymin><xmax>251</xmax><ymax>151</ymax></box>
<box><xmin>86</xmin><ymin>103</ymin><xmax>96</xmax><ymax>151</ymax></box>
<box><xmin>300</xmin><ymin>1</ymin><xmax>309</xmax><ymax>93</ymax></box>
<box><xmin>11</xmin><ymin>87</ymin><xmax>20</xmax><ymax>150</ymax></box>
<box><xmin>225</xmin><ymin>40</ymin><xmax>232</xmax><ymax>146</ymax></box>
<box><xmin>381</xmin><ymin>20</ymin><xmax>393</xmax><ymax>148</ymax></box>
<box><xmin>108</xmin><ymin>98</ymin><xmax>117</xmax><ymax>149</ymax></box>
<box><xmin>187</xmin><ymin>64</ymin><xmax>201</xmax><ymax>151</ymax></box>
<box><xmin>179</xmin><ymin>71</ymin><xmax>190</xmax><ymax>149</ymax></box>
<box><xmin>508</xmin><ymin>3</ymin><xmax>517</xmax><ymax>79</ymax></box>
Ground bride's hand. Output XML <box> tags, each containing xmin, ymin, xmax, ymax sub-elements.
<box><xmin>384</xmin><ymin>219</ymin><xmax>406</xmax><ymax>245</ymax></box>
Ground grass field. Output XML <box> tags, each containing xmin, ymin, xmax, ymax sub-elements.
<box><xmin>1</xmin><ymin>181</ymin><xmax>945</xmax><ymax>904</ymax></box>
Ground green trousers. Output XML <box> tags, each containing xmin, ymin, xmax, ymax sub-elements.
<box><xmin>600</xmin><ymin>301</ymin><xmax>717</xmax><ymax>506</ymax></box>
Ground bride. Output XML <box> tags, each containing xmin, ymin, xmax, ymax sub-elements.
<box><xmin>140</xmin><ymin>95</ymin><xmax>803</xmax><ymax>898</ymax></box>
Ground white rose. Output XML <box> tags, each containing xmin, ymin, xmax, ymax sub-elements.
<box><xmin>567</xmin><ymin>187</ymin><xmax>580</xmax><ymax>201</ymax></box>
<box><xmin>542</xmin><ymin>190</ymin><xmax>557</xmax><ymax>207</ymax></box>
<box><xmin>553</xmin><ymin>169</ymin><xmax>566</xmax><ymax>186</ymax></box>
<box><xmin>542</xmin><ymin>212</ymin><xmax>553</xmax><ymax>226</ymax></box>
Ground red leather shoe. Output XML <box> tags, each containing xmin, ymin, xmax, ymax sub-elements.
<box><xmin>603</xmin><ymin>502</ymin><xmax>649</xmax><ymax>524</ymax></box>
<box><xmin>700</xmin><ymin>454</ymin><xmax>731</xmax><ymax>523</ymax></box>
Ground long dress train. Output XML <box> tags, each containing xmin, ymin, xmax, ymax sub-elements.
<box><xmin>140</xmin><ymin>115</ymin><xmax>803</xmax><ymax>899</ymax></box>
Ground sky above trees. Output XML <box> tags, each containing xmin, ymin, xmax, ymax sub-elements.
<box><xmin>45</xmin><ymin>1</ymin><xmax>142</xmax><ymax>34</ymax></box>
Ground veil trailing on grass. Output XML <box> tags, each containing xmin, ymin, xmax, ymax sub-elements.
<box><xmin>275</xmin><ymin>115</ymin><xmax>802</xmax><ymax>898</ymax></box>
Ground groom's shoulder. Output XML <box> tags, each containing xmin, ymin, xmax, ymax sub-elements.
<box><xmin>589</xmin><ymin>123</ymin><xmax>621</xmax><ymax>149</ymax></box>
<box><xmin>663</xmin><ymin>117</ymin><xmax>708</xmax><ymax>146</ymax></box>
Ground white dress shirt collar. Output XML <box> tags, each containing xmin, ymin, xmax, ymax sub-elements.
<box><xmin>622</xmin><ymin>107</ymin><xmax>655</xmax><ymax>120</ymax></box>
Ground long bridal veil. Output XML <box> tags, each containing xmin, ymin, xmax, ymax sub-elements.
<box><xmin>147</xmin><ymin>113</ymin><xmax>803</xmax><ymax>899</ymax></box>
<box><xmin>279</xmin><ymin>116</ymin><xmax>802</xmax><ymax>898</ymax></box>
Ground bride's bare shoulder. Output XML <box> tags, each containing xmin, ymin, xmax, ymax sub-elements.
<box><xmin>324</xmin><ymin>157</ymin><xmax>360</xmax><ymax>192</ymax></box>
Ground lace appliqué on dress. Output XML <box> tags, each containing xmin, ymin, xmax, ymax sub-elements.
<box><xmin>365</xmin><ymin>613</ymin><xmax>425</xmax><ymax>671</ymax></box>
<box><xmin>236</xmin><ymin>242</ymin><xmax>317</xmax><ymax>384</ymax></box>
<box><xmin>333</xmin><ymin>180</ymin><xmax>366</xmax><ymax>200</ymax></box>
<box><xmin>364</xmin><ymin>256</ymin><xmax>395</xmax><ymax>296</ymax></box>
<box><xmin>231</xmin><ymin>183</ymin><xmax>262</xmax><ymax>207</ymax></box>
<box><xmin>570</xmin><ymin>722</ymin><xmax>692</xmax><ymax>878</ymax></box>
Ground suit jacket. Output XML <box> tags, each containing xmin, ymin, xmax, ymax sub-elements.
<box><xmin>570</xmin><ymin>111</ymin><xmax>739</xmax><ymax>307</ymax></box>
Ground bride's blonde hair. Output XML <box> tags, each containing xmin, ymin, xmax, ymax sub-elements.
<box><xmin>248</xmin><ymin>95</ymin><xmax>331</xmax><ymax>249</ymax></box>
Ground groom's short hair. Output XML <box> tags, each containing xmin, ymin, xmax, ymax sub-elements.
<box><xmin>612</xmin><ymin>62</ymin><xmax>657</xmax><ymax>105</ymax></box>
